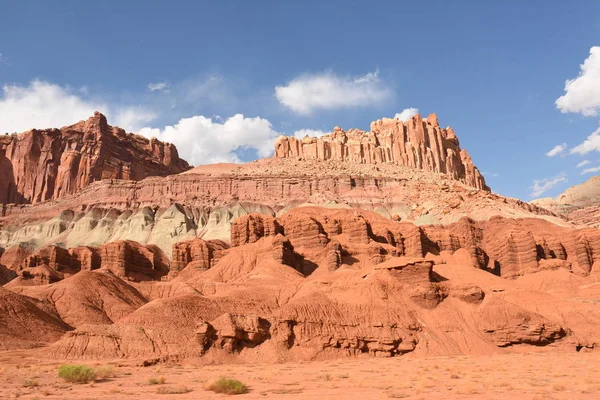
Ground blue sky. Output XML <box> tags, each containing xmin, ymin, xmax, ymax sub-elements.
<box><xmin>1</xmin><ymin>1</ymin><xmax>600</xmax><ymax>200</ymax></box>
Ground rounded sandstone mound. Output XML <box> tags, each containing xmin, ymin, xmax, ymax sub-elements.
<box><xmin>0</xmin><ymin>286</ymin><xmax>71</xmax><ymax>350</ymax></box>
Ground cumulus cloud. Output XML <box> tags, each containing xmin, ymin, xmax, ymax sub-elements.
<box><xmin>530</xmin><ymin>173</ymin><xmax>568</xmax><ymax>198</ymax></box>
<box><xmin>0</xmin><ymin>80</ymin><xmax>156</xmax><ymax>133</ymax></box>
<box><xmin>581</xmin><ymin>166</ymin><xmax>600</xmax><ymax>175</ymax></box>
<box><xmin>546</xmin><ymin>143</ymin><xmax>567</xmax><ymax>157</ymax></box>
<box><xmin>570</xmin><ymin>127</ymin><xmax>600</xmax><ymax>155</ymax></box>
<box><xmin>293</xmin><ymin>129</ymin><xmax>329</xmax><ymax>139</ymax></box>
<box><xmin>577</xmin><ymin>160</ymin><xmax>591</xmax><ymax>168</ymax></box>
<box><xmin>139</xmin><ymin>114</ymin><xmax>280</xmax><ymax>165</ymax></box>
<box><xmin>556</xmin><ymin>47</ymin><xmax>600</xmax><ymax>116</ymax></box>
<box><xmin>275</xmin><ymin>69</ymin><xmax>392</xmax><ymax>114</ymax></box>
<box><xmin>113</xmin><ymin>107</ymin><xmax>157</xmax><ymax>132</ymax></box>
<box><xmin>394</xmin><ymin>107</ymin><xmax>419</xmax><ymax>121</ymax></box>
<box><xmin>0</xmin><ymin>80</ymin><xmax>107</xmax><ymax>133</ymax></box>
<box><xmin>148</xmin><ymin>82</ymin><xmax>169</xmax><ymax>92</ymax></box>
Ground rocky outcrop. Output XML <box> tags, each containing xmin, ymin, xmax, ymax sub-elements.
<box><xmin>0</xmin><ymin>247</ymin><xmax>17</xmax><ymax>284</ymax></box>
<box><xmin>230</xmin><ymin>214</ymin><xmax>282</xmax><ymax>247</ymax></box>
<box><xmin>274</xmin><ymin>113</ymin><xmax>488</xmax><ymax>190</ymax></box>
<box><xmin>0</xmin><ymin>112</ymin><xmax>190</xmax><ymax>205</ymax></box>
<box><xmin>228</xmin><ymin>208</ymin><xmax>600</xmax><ymax>279</ymax></box>
<box><xmin>0</xmin><ymin>243</ymin><xmax>33</xmax><ymax>270</ymax></box>
<box><xmin>170</xmin><ymin>238</ymin><xmax>229</xmax><ymax>276</ymax></box>
<box><xmin>478</xmin><ymin>298</ymin><xmax>566</xmax><ymax>347</ymax></box>
<box><xmin>98</xmin><ymin>241</ymin><xmax>169</xmax><ymax>281</ymax></box>
<box><xmin>197</xmin><ymin>314</ymin><xmax>272</xmax><ymax>353</ymax></box>
<box><xmin>2</xmin><ymin>240</ymin><xmax>169</xmax><ymax>283</ymax></box>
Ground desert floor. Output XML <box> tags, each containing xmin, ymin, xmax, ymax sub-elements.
<box><xmin>1</xmin><ymin>350</ymin><xmax>599</xmax><ymax>399</ymax></box>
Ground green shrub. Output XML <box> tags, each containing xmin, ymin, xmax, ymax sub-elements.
<box><xmin>58</xmin><ymin>365</ymin><xmax>97</xmax><ymax>384</ymax></box>
<box><xmin>207</xmin><ymin>377</ymin><xmax>248</xmax><ymax>395</ymax></box>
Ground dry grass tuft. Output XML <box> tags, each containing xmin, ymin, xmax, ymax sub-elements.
<box><xmin>95</xmin><ymin>365</ymin><xmax>116</xmax><ymax>380</ymax></box>
<box><xmin>148</xmin><ymin>376</ymin><xmax>167</xmax><ymax>385</ymax></box>
<box><xmin>22</xmin><ymin>378</ymin><xmax>39</xmax><ymax>388</ymax></box>
<box><xmin>157</xmin><ymin>386</ymin><xmax>192</xmax><ymax>394</ymax></box>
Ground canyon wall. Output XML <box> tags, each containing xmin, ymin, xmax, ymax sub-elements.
<box><xmin>274</xmin><ymin>113</ymin><xmax>488</xmax><ymax>190</ymax></box>
<box><xmin>0</xmin><ymin>112</ymin><xmax>190</xmax><ymax>205</ymax></box>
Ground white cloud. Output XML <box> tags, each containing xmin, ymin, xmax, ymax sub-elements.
<box><xmin>576</xmin><ymin>160</ymin><xmax>591</xmax><ymax>168</ymax></box>
<box><xmin>556</xmin><ymin>47</ymin><xmax>600</xmax><ymax>116</ymax></box>
<box><xmin>113</xmin><ymin>107</ymin><xmax>157</xmax><ymax>132</ymax></box>
<box><xmin>530</xmin><ymin>173</ymin><xmax>568</xmax><ymax>198</ymax></box>
<box><xmin>546</xmin><ymin>143</ymin><xmax>567</xmax><ymax>157</ymax></box>
<box><xmin>138</xmin><ymin>114</ymin><xmax>280</xmax><ymax>165</ymax></box>
<box><xmin>581</xmin><ymin>166</ymin><xmax>600</xmax><ymax>175</ymax></box>
<box><xmin>293</xmin><ymin>129</ymin><xmax>329</xmax><ymax>139</ymax></box>
<box><xmin>148</xmin><ymin>82</ymin><xmax>169</xmax><ymax>92</ymax></box>
<box><xmin>0</xmin><ymin>80</ymin><xmax>106</xmax><ymax>133</ymax></box>
<box><xmin>570</xmin><ymin>127</ymin><xmax>600</xmax><ymax>155</ymax></box>
<box><xmin>275</xmin><ymin>69</ymin><xmax>392</xmax><ymax>114</ymax></box>
<box><xmin>0</xmin><ymin>79</ymin><xmax>334</xmax><ymax>165</ymax></box>
<box><xmin>394</xmin><ymin>107</ymin><xmax>419</xmax><ymax>121</ymax></box>
<box><xmin>0</xmin><ymin>52</ymin><xmax>7</xmax><ymax>65</ymax></box>
<box><xmin>0</xmin><ymin>80</ymin><xmax>156</xmax><ymax>133</ymax></box>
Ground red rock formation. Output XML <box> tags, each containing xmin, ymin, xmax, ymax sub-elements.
<box><xmin>10</xmin><ymin>265</ymin><xmax>63</xmax><ymax>286</ymax></box>
<box><xmin>98</xmin><ymin>241</ymin><xmax>169</xmax><ymax>281</ymax></box>
<box><xmin>229</xmin><ymin>208</ymin><xmax>600</xmax><ymax>279</ymax></box>
<box><xmin>20</xmin><ymin>246</ymin><xmax>73</xmax><ymax>271</ymax></box>
<box><xmin>200</xmin><ymin>313</ymin><xmax>272</xmax><ymax>353</ymax></box>
<box><xmin>0</xmin><ymin>156</ymin><xmax>559</xmax><ymax>236</ymax></box>
<box><xmin>1</xmin><ymin>240</ymin><xmax>170</xmax><ymax>284</ymax></box>
<box><xmin>423</xmin><ymin>216</ymin><xmax>600</xmax><ymax>277</ymax></box>
<box><xmin>68</xmin><ymin>246</ymin><xmax>101</xmax><ymax>272</ymax></box>
<box><xmin>274</xmin><ymin>113</ymin><xmax>488</xmax><ymax>190</ymax></box>
<box><xmin>230</xmin><ymin>214</ymin><xmax>282</xmax><ymax>247</ymax></box>
<box><xmin>171</xmin><ymin>239</ymin><xmax>229</xmax><ymax>275</ymax></box>
<box><xmin>0</xmin><ymin>112</ymin><xmax>190</xmax><ymax>205</ymax></box>
<box><xmin>0</xmin><ymin>243</ymin><xmax>33</xmax><ymax>271</ymax></box>
<box><xmin>478</xmin><ymin>298</ymin><xmax>566</xmax><ymax>347</ymax></box>
<box><xmin>10</xmin><ymin>270</ymin><xmax>148</xmax><ymax>327</ymax></box>
<box><xmin>0</xmin><ymin>249</ymin><xmax>16</xmax><ymax>284</ymax></box>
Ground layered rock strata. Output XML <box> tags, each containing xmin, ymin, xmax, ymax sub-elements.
<box><xmin>231</xmin><ymin>208</ymin><xmax>600</xmax><ymax>278</ymax></box>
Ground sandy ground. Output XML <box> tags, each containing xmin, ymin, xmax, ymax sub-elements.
<box><xmin>1</xmin><ymin>350</ymin><xmax>599</xmax><ymax>399</ymax></box>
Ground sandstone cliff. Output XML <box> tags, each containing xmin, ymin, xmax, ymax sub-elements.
<box><xmin>0</xmin><ymin>112</ymin><xmax>191</xmax><ymax>205</ymax></box>
<box><xmin>275</xmin><ymin>113</ymin><xmax>488</xmax><ymax>190</ymax></box>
